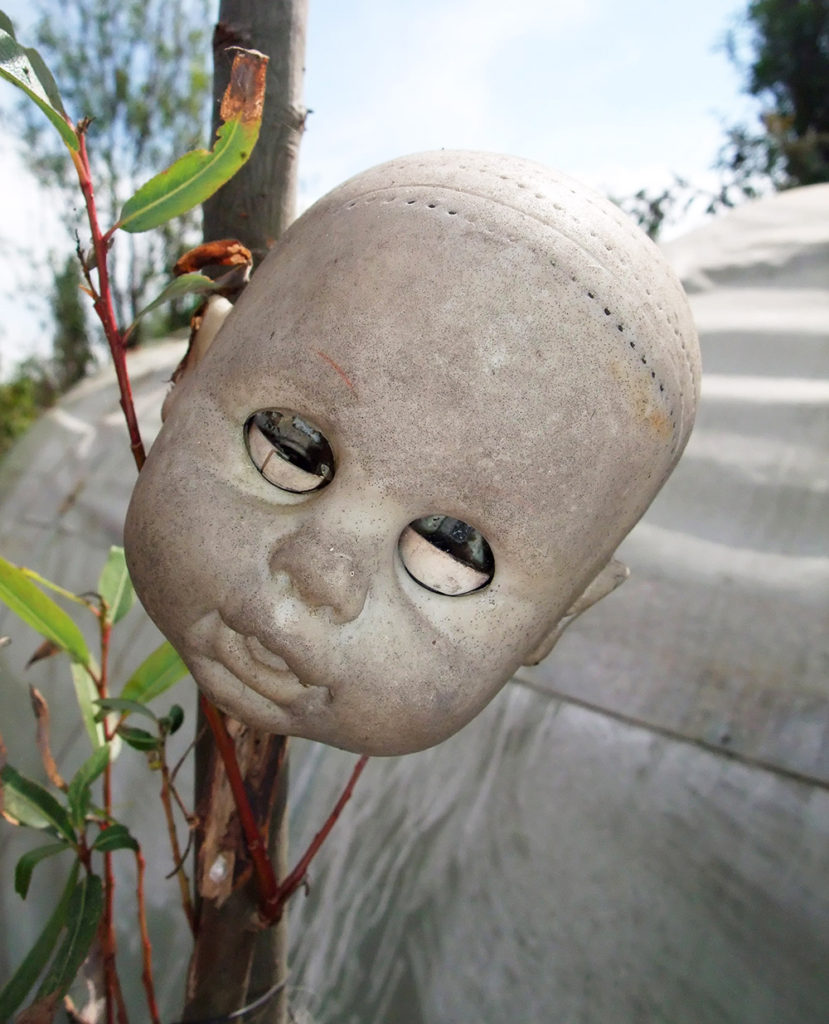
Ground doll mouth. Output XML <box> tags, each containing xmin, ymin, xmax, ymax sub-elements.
<box><xmin>200</xmin><ymin>613</ymin><xmax>329</xmax><ymax>706</ymax></box>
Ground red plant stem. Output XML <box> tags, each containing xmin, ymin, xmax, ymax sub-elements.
<box><xmin>94</xmin><ymin>620</ymin><xmax>128</xmax><ymax>1024</ymax></box>
<box><xmin>199</xmin><ymin>696</ymin><xmax>281</xmax><ymax>919</ymax></box>
<box><xmin>269</xmin><ymin>754</ymin><xmax>369</xmax><ymax>922</ymax></box>
<box><xmin>135</xmin><ymin>849</ymin><xmax>162</xmax><ymax>1024</ymax></box>
<box><xmin>71</xmin><ymin>134</ymin><xmax>146</xmax><ymax>470</ymax></box>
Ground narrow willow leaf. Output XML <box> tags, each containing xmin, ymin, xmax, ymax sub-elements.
<box><xmin>0</xmin><ymin>23</ymin><xmax>77</xmax><ymax>151</ymax></box>
<box><xmin>66</xmin><ymin>746</ymin><xmax>109</xmax><ymax>827</ymax></box>
<box><xmin>34</xmin><ymin>874</ymin><xmax>103</xmax><ymax>1005</ymax></box>
<box><xmin>0</xmin><ymin>555</ymin><xmax>90</xmax><ymax>667</ymax></box>
<box><xmin>71</xmin><ymin>661</ymin><xmax>106</xmax><ymax>750</ymax></box>
<box><xmin>0</xmin><ymin>861</ymin><xmax>79</xmax><ymax>1020</ymax></box>
<box><xmin>92</xmin><ymin>823</ymin><xmax>139</xmax><ymax>853</ymax></box>
<box><xmin>14</xmin><ymin>842</ymin><xmax>70</xmax><ymax>899</ymax></box>
<box><xmin>121</xmin><ymin>640</ymin><xmax>188</xmax><ymax>704</ymax></box>
<box><xmin>19</xmin><ymin>568</ymin><xmax>90</xmax><ymax>609</ymax></box>
<box><xmin>116</xmin><ymin>48</ymin><xmax>267</xmax><ymax>232</ymax></box>
<box><xmin>97</xmin><ymin>546</ymin><xmax>135</xmax><ymax>625</ymax></box>
<box><xmin>128</xmin><ymin>271</ymin><xmax>222</xmax><ymax>333</ymax></box>
<box><xmin>94</xmin><ymin>696</ymin><xmax>157</xmax><ymax>723</ymax></box>
<box><xmin>116</xmin><ymin>724</ymin><xmax>160</xmax><ymax>752</ymax></box>
<box><xmin>0</xmin><ymin>764</ymin><xmax>75</xmax><ymax>842</ymax></box>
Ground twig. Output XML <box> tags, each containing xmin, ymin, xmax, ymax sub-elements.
<box><xmin>70</xmin><ymin>131</ymin><xmax>145</xmax><ymax>470</ymax></box>
<box><xmin>135</xmin><ymin>848</ymin><xmax>162</xmax><ymax>1024</ymax></box>
<box><xmin>268</xmin><ymin>754</ymin><xmax>369</xmax><ymax>922</ymax></box>
<box><xmin>199</xmin><ymin>696</ymin><xmax>280</xmax><ymax>921</ymax></box>
<box><xmin>158</xmin><ymin>744</ymin><xmax>197</xmax><ymax>934</ymax></box>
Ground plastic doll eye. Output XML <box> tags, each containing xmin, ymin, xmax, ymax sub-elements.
<box><xmin>399</xmin><ymin>515</ymin><xmax>494</xmax><ymax>595</ymax></box>
<box><xmin>245</xmin><ymin>411</ymin><xmax>335</xmax><ymax>493</ymax></box>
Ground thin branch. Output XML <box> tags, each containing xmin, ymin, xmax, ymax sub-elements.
<box><xmin>71</xmin><ymin>131</ymin><xmax>146</xmax><ymax>470</ymax></box>
<box><xmin>267</xmin><ymin>754</ymin><xmax>368</xmax><ymax>923</ymax></box>
<box><xmin>158</xmin><ymin>744</ymin><xmax>197</xmax><ymax>934</ymax></box>
<box><xmin>135</xmin><ymin>848</ymin><xmax>162</xmax><ymax>1024</ymax></box>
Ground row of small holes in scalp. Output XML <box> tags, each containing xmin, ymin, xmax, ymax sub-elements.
<box><xmin>467</xmin><ymin>159</ymin><xmax>699</xmax><ymax>437</ymax></box>
<box><xmin>342</xmin><ymin>189</ymin><xmax>678</xmax><ymax>443</ymax></box>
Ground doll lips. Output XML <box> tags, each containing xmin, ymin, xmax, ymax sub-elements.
<box><xmin>205</xmin><ymin>614</ymin><xmax>323</xmax><ymax>706</ymax></box>
<box><xmin>245</xmin><ymin>635</ymin><xmax>294</xmax><ymax>674</ymax></box>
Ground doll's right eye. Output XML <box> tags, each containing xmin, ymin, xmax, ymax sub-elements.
<box><xmin>399</xmin><ymin>515</ymin><xmax>494</xmax><ymax>595</ymax></box>
<box><xmin>245</xmin><ymin>411</ymin><xmax>335</xmax><ymax>493</ymax></box>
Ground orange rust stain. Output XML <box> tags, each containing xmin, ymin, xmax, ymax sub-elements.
<box><xmin>644</xmin><ymin>405</ymin><xmax>672</xmax><ymax>439</ymax></box>
<box><xmin>316</xmin><ymin>350</ymin><xmax>356</xmax><ymax>393</ymax></box>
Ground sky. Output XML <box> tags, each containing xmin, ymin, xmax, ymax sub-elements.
<box><xmin>0</xmin><ymin>0</ymin><xmax>753</xmax><ymax>373</ymax></box>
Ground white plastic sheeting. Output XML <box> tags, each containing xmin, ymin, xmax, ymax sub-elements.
<box><xmin>1</xmin><ymin>185</ymin><xmax>827</xmax><ymax>1022</ymax></box>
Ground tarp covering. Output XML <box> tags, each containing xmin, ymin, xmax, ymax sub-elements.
<box><xmin>1</xmin><ymin>185</ymin><xmax>827</xmax><ymax>1022</ymax></box>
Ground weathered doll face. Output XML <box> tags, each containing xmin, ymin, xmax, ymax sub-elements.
<box><xmin>125</xmin><ymin>151</ymin><xmax>700</xmax><ymax>755</ymax></box>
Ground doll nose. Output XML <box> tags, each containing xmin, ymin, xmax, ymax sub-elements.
<box><xmin>269</xmin><ymin>526</ymin><xmax>371</xmax><ymax>624</ymax></box>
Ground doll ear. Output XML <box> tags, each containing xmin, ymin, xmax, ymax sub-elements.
<box><xmin>161</xmin><ymin>295</ymin><xmax>233</xmax><ymax>421</ymax></box>
<box><xmin>522</xmin><ymin>558</ymin><xmax>629</xmax><ymax>666</ymax></box>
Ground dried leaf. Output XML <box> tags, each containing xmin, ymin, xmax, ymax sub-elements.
<box><xmin>173</xmin><ymin>239</ymin><xmax>252</xmax><ymax>275</ymax></box>
<box><xmin>26</xmin><ymin>639</ymin><xmax>61</xmax><ymax>669</ymax></box>
<box><xmin>29</xmin><ymin>686</ymin><xmax>66</xmax><ymax>790</ymax></box>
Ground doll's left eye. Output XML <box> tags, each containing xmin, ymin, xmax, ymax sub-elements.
<box><xmin>245</xmin><ymin>410</ymin><xmax>335</xmax><ymax>493</ymax></box>
<box><xmin>399</xmin><ymin>515</ymin><xmax>494</xmax><ymax>595</ymax></box>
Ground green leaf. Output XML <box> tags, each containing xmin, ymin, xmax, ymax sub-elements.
<box><xmin>121</xmin><ymin>640</ymin><xmax>188</xmax><ymax>704</ymax></box>
<box><xmin>19</xmin><ymin>567</ymin><xmax>91</xmax><ymax>609</ymax></box>
<box><xmin>14</xmin><ymin>842</ymin><xmax>71</xmax><ymax>899</ymax></box>
<box><xmin>0</xmin><ymin>764</ymin><xmax>75</xmax><ymax>842</ymax></box>
<box><xmin>0</xmin><ymin>23</ymin><xmax>77</xmax><ymax>151</ymax></box>
<box><xmin>0</xmin><ymin>554</ymin><xmax>91</xmax><ymax>668</ymax></box>
<box><xmin>94</xmin><ymin>696</ymin><xmax>158</xmax><ymax>723</ymax></box>
<box><xmin>97</xmin><ymin>546</ymin><xmax>135</xmax><ymax>625</ymax></box>
<box><xmin>115</xmin><ymin>48</ymin><xmax>267</xmax><ymax>232</ymax></box>
<box><xmin>0</xmin><ymin>861</ymin><xmax>79</xmax><ymax>1020</ymax></box>
<box><xmin>161</xmin><ymin>703</ymin><xmax>185</xmax><ymax>736</ymax></box>
<box><xmin>34</xmin><ymin>873</ymin><xmax>103</xmax><ymax>1005</ymax></box>
<box><xmin>71</xmin><ymin>661</ymin><xmax>106</xmax><ymax>750</ymax></box>
<box><xmin>66</xmin><ymin>746</ymin><xmax>109</xmax><ymax>827</ymax></box>
<box><xmin>116</xmin><ymin>725</ymin><xmax>160</xmax><ymax>752</ymax></box>
<box><xmin>92</xmin><ymin>823</ymin><xmax>139</xmax><ymax>853</ymax></box>
<box><xmin>129</xmin><ymin>271</ymin><xmax>222</xmax><ymax>328</ymax></box>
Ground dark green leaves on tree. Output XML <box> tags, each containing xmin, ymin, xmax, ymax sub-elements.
<box><xmin>92</xmin><ymin>823</ymin><xmax>139</xmax><ymax>853</ymax></box>
<box><xmin>0</xmin><ymin>861</ymin><xmax>79</xmax><ymax>1020</ymax></box>
<box><xmin>14</xmin><ymin>842</ymin><xmax>71</xmax><ymax>900</ymax></box>
<box><xmin>116</xmin><ymin>48</ymin><xmax>268</xmax><ymax>232</ymax></box>
<box><xmin>0</xmin><ymin>13</ymin><xmax>77</xmax><ymax>151</ymax></box>
<box><xmin>66</xmin><ymin>746</ymin><xmax>110</xmax><ymax>827</ymax></box>
<box><xmin>0</xmin><ymin>764</ymin><xmax>75</xmax><ymax>842</ymax></box>
<box><xmin>32</xmin><ymin>873</ymin><xmax>104</xmax><ymax>1010</ymax></box>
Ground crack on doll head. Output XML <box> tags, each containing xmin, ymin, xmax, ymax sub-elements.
<box><xmin>124</xmin><ymin>150</ymin><xmax>700</xmax><ymax>756</ymax></box>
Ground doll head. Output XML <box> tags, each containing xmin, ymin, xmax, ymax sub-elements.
<box><xmin>124</xmin><ymin>151</ymin><xmax>700</xmax><ymax>755</ymax></box>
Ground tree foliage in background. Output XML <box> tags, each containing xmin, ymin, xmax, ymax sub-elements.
<box><xmin>50</xmin><ymin>254</ymin><xmax>94</xmax><ymax>391</ymax></box>
<box><xmin>723</xmin><ymin>0</ymin><xmax>829</xmax><ymax>189</ymax></box>
<box><xmin>620</xmin><ymin>0</ymin><xmax>829</xmax><ymax>238</ymax></box>
<box><xmin>21</xmin><ymin>0</ymin><xmax>212</xmax><ymax>335</ymax></box>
